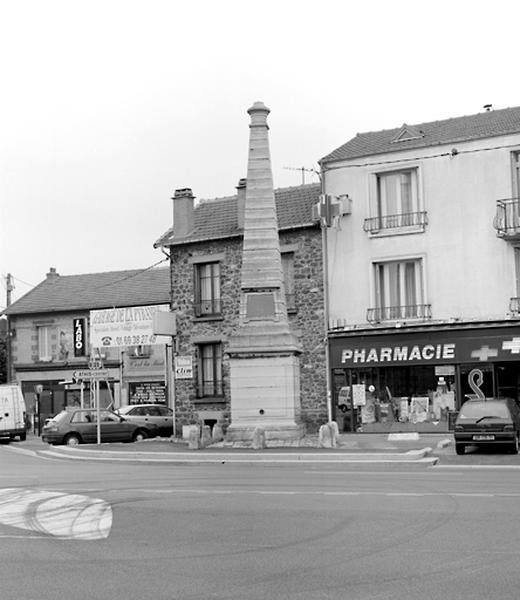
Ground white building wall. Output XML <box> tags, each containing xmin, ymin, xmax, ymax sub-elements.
<box><xmin>324</xmin><ymin>133</ymin><xmax>520</xmax><ymax>327</ymax></box>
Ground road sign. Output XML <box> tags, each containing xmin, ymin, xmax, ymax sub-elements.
<box><xmin>73</xmin><ymin>369</ymin><xmax>111</xmax><ymax>380</ymax></box>
<box><xmin>174</xmin><ymin>355</ymin><xmax>193</xmax><ymax>379</ymax></box>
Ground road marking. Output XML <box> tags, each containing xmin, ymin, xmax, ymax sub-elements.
<box><xmin>0</xmin><ymin>488</ymin><xmax>112</xmax><ymax>540</ymax></box>
<box><xmin>135</xmin><ymin>488</ymin><xmax>520</xmax><ymax>499</ymax></box>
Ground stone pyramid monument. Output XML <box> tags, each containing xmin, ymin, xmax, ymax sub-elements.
<box><xmin>226</xmin><ymin>102</ymin><xmax>304</xmax><ymax>442</ymax></box>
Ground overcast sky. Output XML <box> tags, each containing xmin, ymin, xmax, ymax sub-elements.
<box><xmin>1</xmin><ymin>0</ymin><xmax>518</xmax><ymax>308</ymax></box>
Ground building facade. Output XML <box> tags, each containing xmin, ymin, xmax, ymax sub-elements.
<box><xmin>155</xmin><ymin>181</ymin><xmax>328</xmax><ymax>434</ymax></box>
<box><xmin>3</xmin><ymin>267</ymin><xmax>171</xmax><ymax>427</ymax></box>
<box><xmin>321</xmin><ymin>106</ymin><xmax>520</xmax><ymax>433</ymax></box>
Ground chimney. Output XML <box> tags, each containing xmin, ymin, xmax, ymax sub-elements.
<box><xmin>236</xmin><ymin>178</ymin><xmax>247</xmax><ymax>230</ymax></box>
<box><xmin>46</xmin><ymin>267</ymin><xmax>59</xmax><ymax>281</ymax></box>
<box><xmin>172</xmin><ymin>188</ymin><xmax>195</xmax><ymax>239</ymax></box>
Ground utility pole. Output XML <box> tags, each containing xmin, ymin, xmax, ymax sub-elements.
<box><xmin>5</xmin><ymin>274</ymin><xmax>14</xmax><ymax>383</ymax></box>
<box><xmin>6</xmin><ymin>273</ymin><xmax>14</xmax><ymax>307</ymax></box>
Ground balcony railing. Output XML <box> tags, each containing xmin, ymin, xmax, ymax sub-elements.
<box><xmin>510</xmin><ymin>297</ymin><xmax>520</xmax><ymax>314</ymax></box>
<box><xmin>367</xmin><ymin>304</ymin><xmax>432</xmax><ymax>323</ymax></box>
<box><xmin>363</xmin><ymin>211</ymin><xmax>428</xmax><ymax>233</ymax></box>
<box><xmin>494</xmin><ymin>198</ymin><xmax>520</xmax><ymax>240</ymax></box>
<box><xmin>194</xmin><ymin>298</ymin><xmax>222</xmax><ymax>317</ymax></box>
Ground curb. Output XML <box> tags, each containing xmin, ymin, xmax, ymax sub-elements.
<box><xmin>36</xmin><ymin>446</ymin><xmax>438</xmax><ymax>466</ymax></box>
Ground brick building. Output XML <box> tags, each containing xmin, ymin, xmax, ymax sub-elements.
<box><xmin>155</xmin><ymin>180</ymin><xmax>328</xmax><ymax>433</ymax></box>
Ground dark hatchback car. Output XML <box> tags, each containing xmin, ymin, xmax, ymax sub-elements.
<box><xmin>42</xmin><ymin>408</ymin><xmax>159</xmax><ymax>446</ymax></box>
<box><xmin>454</xmin><ymin>398</ymin><xmax>520</xmax><ymax>455</ymax></box>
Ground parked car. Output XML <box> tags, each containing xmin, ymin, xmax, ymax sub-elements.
<box><xmin>453</xmin><ymin>398</ymin><xmax>520</xmax><ymax>455</ymax></box>
<box><xmin>41</xmin><ymin>408</ymin><xmax>159</xmax><ymax>446</ymax></box>
<box><xmin>115</xmin><ymin>404</ymin><xmax>174</xmax><ymax>437</ymax></box>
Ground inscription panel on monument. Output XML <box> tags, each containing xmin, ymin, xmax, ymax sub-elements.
<box><xmin>246</xmin><ymin>292</ymin><xmax>275</xmax><ymax>319</ymax></box>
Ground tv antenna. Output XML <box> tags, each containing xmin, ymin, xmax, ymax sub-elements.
<box><xmin>283</xmin><ymin>166</ymin><xmax>318</xmax><ymax>185</ymax></box>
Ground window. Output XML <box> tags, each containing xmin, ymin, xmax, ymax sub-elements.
<box><xmin>282</xmin><ymin>252</ymin><xmax>296</xmax><ymax>311</ymax></box>
<box><xmin>197</xmin><ymin>343</ymin><xmax>223</xmax><ymax>398</ymax></box>
<box><xmin>364</xmin><ymin>169</ymin><xmax>427</xmax><ymax>233</ymax></box>
<box><xmin>369</xmin><ymin>259</ymin><xmax>430</xmax><ymax>322</ymax></box>
<box><xmin>37</xmin><ymin>326</ymin><xmax>52</xmax><ymax>361</ymax></box>
<box><xmin>194</xmin><ymin>262</ymin><xmax>221</xmax><ymax>317</ymax></box>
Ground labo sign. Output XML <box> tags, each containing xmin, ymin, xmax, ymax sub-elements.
<box><xmin>341</xmin><ymin>343</ymin><xmax>456</xmax><ymax>365</ymax></box>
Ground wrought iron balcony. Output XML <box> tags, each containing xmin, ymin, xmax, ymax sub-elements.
<box><xmin>363</xmin><ymin>211</ymin><xmax>428</xmax><ymax>233</ymax></box>
<box><xmin>510</xmin><ymin>297</ymin><xmax>520</xmax><ymax>314</ymax></box>
<box><xmin>367</xmin><ymin>304</ymin><xmax>432</xmax><ymax>323</ymax></box>
<box><xmin>194</xmin><ymin>298</ymin><xmax>222</xmax><ymax>317</ymax></box>
<box><xmin>494</xmin><ymin>198</ymin><xmax>520</xmax><ymax>241</ymax></box>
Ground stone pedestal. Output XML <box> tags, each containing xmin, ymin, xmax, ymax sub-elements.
<box><xmin>226</xmin><ymin>355</ymin><xmax>304</xmax><ymax>442</ymax></box>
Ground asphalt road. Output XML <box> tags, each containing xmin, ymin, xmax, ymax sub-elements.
<box><xmin>1</xmin><ymin>444</ymin><xmax>520</xmax><ymax>600</ymax></box>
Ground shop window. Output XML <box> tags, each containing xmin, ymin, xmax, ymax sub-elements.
<box><xmin>282</xmin><ymin>252</ymin><xmax>296</xmax><ymax>312</ymax></box>
<box><xmin>194</xmin><ymin>262</ymin><xmax>221</xmax><ymax>317</ymax></box>
<box><xmin>364</xmin><ymin>168</ymin><xmax>427</xmax><ymax>234</ymax></box>
<box><xmin>197</xmin><ymin>343</ymin><xmax>223</xmax><ymax>398</ymax></box>
<box><xmin>369</xmin><ymin>259</ymin><xmax>430</xmax><ymax>322</ymax></box>
<box><xmin>37</xmin><ymin>326</ymin><xmax>52</xmax><ymax>361</ymax></box>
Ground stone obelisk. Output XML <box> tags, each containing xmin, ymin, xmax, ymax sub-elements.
<box><xmin>226</xmin><ymin>102</ymin><xmax>304</xmax><ymax>442</ymax></box>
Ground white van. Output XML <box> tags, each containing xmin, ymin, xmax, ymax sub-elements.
<box><xmin>0</xmin><ymin>384</ymin><xmax>27</xmax><ymax>441</ymax></box>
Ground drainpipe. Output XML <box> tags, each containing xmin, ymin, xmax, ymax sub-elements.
<box><xmin>319</xmin><ymin>164</ymin><xmax>333</xmax><ymax>423</ymax></box>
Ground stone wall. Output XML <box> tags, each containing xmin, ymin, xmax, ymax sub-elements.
<box><xmin>169</xmin><ymin>225</ymin><xmax>328</xmax><ymax>433</ymax></box>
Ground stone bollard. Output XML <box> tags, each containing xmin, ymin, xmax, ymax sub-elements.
<box><xmin>188</xmin><ymin>425</ymin><xmax>201</xmax><ymax>450</ymax></box>
<box><xmin>318</xmin><ymin>423</ymin><xmax>332</xmax><ymax>448</ymax></box>
<box><xmin>252</xmin><ymin>427</ymin><xmax>266</xmax><ymax>449</ymax></box>
<box><xmin>212</xmin><ymin>423</ymin><xmax>224</xmax><ymax>443</ymax></box>
<box><xmin>327</xmin><ymin>421</ymin><xmax>339</xmax><ymax>448</ymax></box>
<box><xmin>200</xmin><ymin>425</ymin><xmax>212</xmax><ymax>448</ymax></box>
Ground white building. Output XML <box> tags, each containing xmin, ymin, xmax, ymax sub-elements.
<box><xmin>320</xmin><ymin>105</ymin><xmax>520</xmax><ymax>433</ymax></box>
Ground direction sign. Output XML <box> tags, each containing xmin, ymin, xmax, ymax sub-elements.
<box><xmin>73</xmin><ymin>369</ymin><xmax>111</xmax><ymax>380</ymax></box>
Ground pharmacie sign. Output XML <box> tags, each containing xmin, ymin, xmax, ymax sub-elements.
<box><xmin>90</xmin><ymin>305</ymin><xmax>170</xmax><ymax>348</ymax></box>
<box><xmin>329</xmin><ymin>327</ymin><xmax>520</xmax><ymax>368</ymax></box>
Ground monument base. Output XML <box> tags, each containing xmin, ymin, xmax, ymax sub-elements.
<box><xmin>227</xmin><ymin>354</ymin><xmax>303</xmax><ymax>443</ymax></box>
<box><xmin>226</xmin><ymin>422</ymin><xmax>306</xmax><ymax>443</ymax></box>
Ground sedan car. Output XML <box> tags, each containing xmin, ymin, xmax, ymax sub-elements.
<box><xmin>42</xmin><ymin>408</ymin><xmax>159</xmax><ymax>446</ymax></box>
<box><xmin>115</xmin><ymin>404</ymin><xmax>174</xmax><ymax>437</ymax></box>
<box><xmin>453</xmin><ymin>398</ymin><xmax>520</xmax><ymax>455</ymax></box>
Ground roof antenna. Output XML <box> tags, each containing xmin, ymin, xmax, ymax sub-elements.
<box><xmin>483</xmin><ymin>104</ymin><xmax>492</xmax><ymax>112</ymax></box>
<box><xmin>283</xmin><ymin>166</ymin><xmax>317</xmax><ymax>185</ymax></box>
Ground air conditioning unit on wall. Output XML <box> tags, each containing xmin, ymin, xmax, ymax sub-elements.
<box><xmin>337</xmin><ymin>194</ymin><xmax>352</xmax><ymax>215</ymax></box>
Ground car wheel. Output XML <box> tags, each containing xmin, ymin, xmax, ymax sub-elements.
<box><xmin>455</xmin><ymin>443</ymin><xmax>465</xmax><ymax>455</ymax></box>
<box><xmin>132</xmin><ymin>429</ymin><xmax>148</xmax><ymax>443</ymax></box>
<box><xmin>64</xmin><ymin>434</ymin><xmax>81</xmax><ymax>446</ymax></box>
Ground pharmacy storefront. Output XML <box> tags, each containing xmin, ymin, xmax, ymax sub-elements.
<box><xmin>329</xmin><ymin>325</ymin><xmax>520</xmax><ymax>433</ymax></box>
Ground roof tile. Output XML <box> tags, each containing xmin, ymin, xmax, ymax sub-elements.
<box><xmin>321</xmin><ymin>106</ymin><xmax>520</xmax><ymax>163</ymax></box>
<box><xmin>4</xmin><ymin>267</ymin><xmax>171</xmax><ymax>316</ymax></box>
<box><xmin>155</xmin><ymin>182</ymin><xmax>321</xmax><ymax>247</ymax></box>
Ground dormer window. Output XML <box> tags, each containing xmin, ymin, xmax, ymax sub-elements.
<box><xmin>391</xmin><ymin>124</ymin><xmax>424</xmax><ymax>144</ymax></box>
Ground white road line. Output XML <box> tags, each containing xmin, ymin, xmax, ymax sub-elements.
<box><xmin>133</xmin><ymin>488</ymin><xmax>520</xmax><ymax>499</ymax></box>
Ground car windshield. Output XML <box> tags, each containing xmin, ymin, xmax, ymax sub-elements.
<box><xmin>458</xmin><ymin>401</ymin><xmax>511</xmax><ymax>420</ymax></box>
